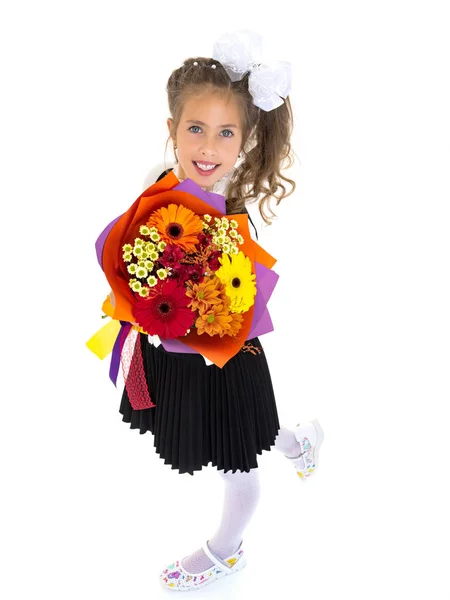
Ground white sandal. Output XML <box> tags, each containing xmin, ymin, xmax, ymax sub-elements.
<box><xmin>285</xmin><ymin>418</ymin><xmax>324</xmax><ymax>480</ymax></box>
<box><xmin>159</xmin><ymin>539</ymin><xmax>247</xmax><ymax>591</ymax></box>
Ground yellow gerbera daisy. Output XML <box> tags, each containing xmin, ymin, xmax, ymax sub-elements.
<box><xmin>147</xmin><ymin>203</ymin><xmax>204</xmax><ymax>252</ymax></box>
<box><xmin>215</xmin><ymin>251</ymin><xmax>256</xmax><ymax>313</ymax></box>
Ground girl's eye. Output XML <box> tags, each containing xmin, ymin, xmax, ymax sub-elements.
<box><xmin>188</xmin><ymin>126</ymin><xmax>234</xmax><ymax>138</ymax></box>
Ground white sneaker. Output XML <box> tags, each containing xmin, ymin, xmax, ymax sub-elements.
<box><xmin>285</xmin><ymin>419</ymin><xmax>324</xmax><ymax>480</ymax></box>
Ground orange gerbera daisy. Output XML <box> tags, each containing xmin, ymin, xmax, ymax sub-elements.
<box><xmin>195</xmin><ymin>303</ymin><xmax>233</xmax><ymax>337</ymax></box>
<box><xmin>186</xmin><ymin>277</ymin><xmax>227</xmax><ymax>315</ymax></box>
<box><xmin>147</xmin><ymin>203</ymin><xmax>204</xmax><ymax>252</ymax></box>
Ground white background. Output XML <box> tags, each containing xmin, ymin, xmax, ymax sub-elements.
<box><xmin>1</xmin><ymin>1</ymin><xmax>449</xmax><ymax>598</ymax></box>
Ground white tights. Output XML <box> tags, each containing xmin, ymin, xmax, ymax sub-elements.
<box><xmin>180</xmin><ymin>425</ymin><xmax>300</xmax><ymax>574</ymax></box>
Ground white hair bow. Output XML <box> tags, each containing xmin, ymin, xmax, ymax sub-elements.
<box><xmin>212</xmin><ymin>29</ymin><xmax>292</xmax><ymax>112</ymax></box>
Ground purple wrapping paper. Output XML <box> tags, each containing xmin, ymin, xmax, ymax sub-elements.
<box><xmin>96</xmin><ymin>215</ymin><xmax>121</xmax><ymax>268</ymax></box>
<box><xmin>173</xmin><ymin>179</ymin><xmax>226</xmax><ymax>213</ymax></box>
<box><xmin>247</xmin><ymin>262</ymin><xmax>279</xmax><ymax>339</ymax></box>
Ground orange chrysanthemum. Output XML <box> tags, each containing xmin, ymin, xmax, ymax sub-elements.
<box><xmin>227</xmin><ymin>312</ymin><xmax>244</xmax><ymax>337</ymax></box>
<box><xmin>147</xmin><ymin>203</ymin><xmax>204</xmax><ymax>252</ymax></box>
<box><xmin>195</xmin><ymin>303</ymin><xmax>233</xmax><ymax>337</ymax></box>
<box><xmin>186</xmin><ymin>277</ymin><xmax>228</xmax><ymax>315</ymax></box>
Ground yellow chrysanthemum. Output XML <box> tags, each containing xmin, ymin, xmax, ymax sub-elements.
<box><xmin>215</xmin><ymin>251</ymin><xmax>256</xmax><ymax>313</ymax></box>
<box><xmin>147</xmin><ymin>203</ymin><xmax>203</xmax><ymax>252</ymax></box>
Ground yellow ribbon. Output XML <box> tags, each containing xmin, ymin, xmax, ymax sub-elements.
<box><xmin>86</xmin><ymin>294</ymin><xmax>145</xmax><ymax>360</ymax></box>
<box><xmin>86</xmin><ymin>319</ymin><xmax>121</xmax><ymax>360</ymax></box>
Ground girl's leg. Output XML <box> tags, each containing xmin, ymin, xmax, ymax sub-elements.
<box><xmin>181</xmin><ymin>467</ymin><xmax>261</xmax><ymax>574</ymax></box>
<box><xmin>274</xmin><ymin>425</ymin><xmax>303</xmax><ymax>458</ymax></box>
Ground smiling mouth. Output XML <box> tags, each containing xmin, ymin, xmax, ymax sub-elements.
<box><xmin>192</xmin><ymin>161</ymin><xmax>221</xmax><ymax>174</ymax></box>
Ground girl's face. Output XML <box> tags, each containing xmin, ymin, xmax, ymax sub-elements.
<box><xmin>168</xmin><ymin>90</ymin><xmax>243</xmax><ymax>190</ymax></box>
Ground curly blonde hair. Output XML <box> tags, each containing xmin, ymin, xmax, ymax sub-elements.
<box><xmin>165</xmin><ymin>56</ymin><xmax>296</xmax><ymax>224</ymax></box>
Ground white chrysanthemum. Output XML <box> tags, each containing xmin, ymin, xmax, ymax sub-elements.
<box><xmin>138</xmin><ymin>287</ymin><xmax>150</xmax><ymax>297</ymax></box>
<box><xmin>146</xmin><ymin>242</ymin><xmax>156</xmax><ymax>252</ymax></box>
<box><xmin>140</xmin><ymin>251</ymin><xmax>149</xmax><ymax>260</ymax></box>
<box><xmin>144</xmin><ymin>260</ymin><xmax>154</xmax><ymax>270</ymax></box>
<box><xmin>147</xmin><ymin>275</ymin><xmax>158</xmax><ymax>287</ymax></box>
<box><xmin>157</xmin><ymin>241</ymin><xmax>166</xmax><ymax>252</ymax></box>
<box><xmin>229</xmin><ymin>219</ymin><xmax>238</xmax><ymax>229</ymax></box>
<box><xmin>204</xmin><ymin>214</ymin><xmax>212</xmax><ymax>222</ymax></box>
<box><xmin>123</xmin><ymin>252</ymin><xmax>132</xmax><ymax>262</ymax></box>
<box><xmin>127</xmin><ymin>264</ymin><xmax>137</xmax><ymax>274</ymax></box>
<box><xmin>214</xmin><ymin>217</ymin><xmax>221</xmax><ymax>227</ymax></box>
<box><xmin>156</xmin><ymin>268</ymin><xmax>168</xmax><ymax>280</ymax></box>
<box><xmin>149</xmin><ymin>250</ymin><xmax>159</xmax><ymax>261</ymax></box>
<box><xmin>150</xmin><ymin>231</ymin><xmax>160</xmax><ymax>242</ymax></box>
<box><xmin>139</xmin><ymin>225</ymin><xmax>150</xmax><ymax>236</ymax></box>
<box><xmin>130</xmin><ymin>280</ymin><xmax>142</xmax><ymax>292</ymax></box>
<box><xmin>133</xmin><ymin>245</ymin><xmax>143</xmax><ymax>257</ymax></box>
<box><xmin>231</xmin><ymin>245</ymin><xmax>239</xmax><ymax>255</ymax></box>
<box><xmin>134</xmin><ymin>238</ymin><xmax>144</xmax><ymax>246</ymax></box>
<box><xmin>136</xmin><ymin>266</ymin><xmax>148</xmax><ymax>279</ymax></box>
<box><xmin>221</xmin><ymin>217</ymin><xmax>229</xmax><ymax>229</ymax></box>
<box><xmin>237</xmin><ymin>234</ymin><xmax>244</xmax><ymax>245</ymax></box>
<box><xmin>222</xmin><ymin>243</ymin><xmax>231</xmax><ymax>254</ymax></box>
<box><xmin>216</xmin><ymin>235</ymin><xmax>225</xmax><ymax>246</ymax></box>
<box><xmin>229</xmin><ymin>229</ymin><xmax>238</xmax><ymax>238</ymax></box>
<box><xmin>122</xmin><ymin>243</ymin><xmax>133</xmax><ymax>253</ymax></box>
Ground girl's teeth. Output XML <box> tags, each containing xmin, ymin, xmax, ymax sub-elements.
<box><xmin>195</xmin><ymin>162</ymin><xmax>217</xmax><ymax>171</ymax></box>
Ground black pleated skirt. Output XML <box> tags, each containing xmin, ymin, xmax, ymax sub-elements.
<box><xmin>119</xmin><ymin>334</ymin><xmax>280</xmax><ymax>476</ymax></box>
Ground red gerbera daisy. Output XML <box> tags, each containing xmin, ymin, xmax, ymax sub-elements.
<box><xmin>132</xmin><ymin>279</ymin><xmax>195</xmax><ymax>339</ymax></box>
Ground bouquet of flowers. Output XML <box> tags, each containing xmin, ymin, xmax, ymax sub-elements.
<box><xmin>125</xmin><ymin>206</ymin><xmax>255</xmax><ymax>340</ymax></box>
<box><xmin>87</xmin><ymin>170</ymin><xmax>279</xmax><ymax>376</ymax></box>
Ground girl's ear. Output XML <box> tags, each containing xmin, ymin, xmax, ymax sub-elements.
<box><xmin>167</xmin><ymin>117</ymin><xmax>174</xmax><ymax>137</ymax></box>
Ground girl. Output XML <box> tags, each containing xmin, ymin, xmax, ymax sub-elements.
<box><xmin>114</xmin><ymin>30</ymin><xmax>324</xmax><ymax>591</ymax></box>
